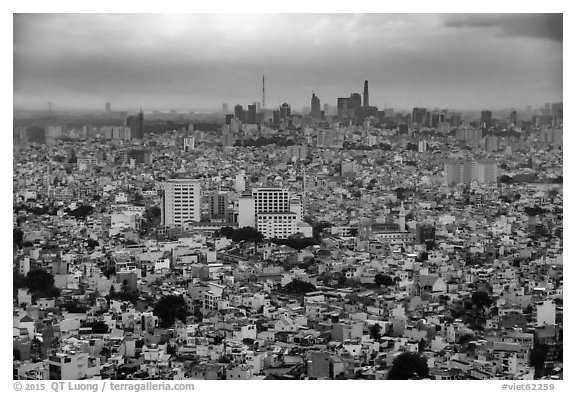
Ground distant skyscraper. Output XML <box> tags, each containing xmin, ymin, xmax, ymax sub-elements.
<box><xmin>222</xmin><ymin>103</ymin><xmax>229</xmax><ymax>113</ymax></box>
<box><xmin>125</xmin><ymin>110</ymin><xmax>144</xmax><ymax>139</ymax></box>
<box><xmin>280</xmin><ymin>103</ymin><xmax>291</xmax><ymax>118</ymax></box>
<box><xmin>234</xmin><ymin>105</ymin><xmax>244</xmax><ymax>122</ymax></box>
<box><xmin>310</xmin><ymin>93</ymin><xmax>321</xmax><ymax>119</ymax></box>
<box><xmin>481</xmin><ymin>110</ymin><xmax>492</xmax><ymax>127</ymax></box>
<box><xmin>510</xmin><ymin>110</ymin><xmax>518</xmax><ymax>126</ymax></box>
<box><xmin>412</xmin><ymin>108</ymin><xmax>428</xmax><ymax>126</ymax></box>
<box><xmin>337</xmin><ymin>97</ymin><xmax>349</xmax><ymax>119</ymax></box>
<box><xmin>262</xmin><ymin>74</ymin><xmax>266</xmax><ymax>109</ymax></box>
<box><xmin>161</xmin><ymin>179</ymin><xmax>201</xmax><ymax>227</ymax></box>
<box><xmin>363</xmin><ymin>80</ymin><xmax>369</xmax><ymax>107</ymax></box>
<box><xmin>247</xmin><ymin>104</ymin><xmax>257</xmax><ymax>124</ymax></box>
<box><xmin>349</xmin><ymin>93</ymin><xmax>361</xmax><ymax>117</ymax></box>
<box><xmin>105</xmin><ymin>102</ymin><xmax>111</xmax><ymax>113</ymax></box>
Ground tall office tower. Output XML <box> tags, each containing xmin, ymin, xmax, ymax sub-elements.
<box><xmin>280</xmin><ymin>103</ymin><xmax>291</xmax><ymax>118</ymax></box>
<box><xmin>246</xmin><ymin>104</ymin><xmax>257</xmax><ymax>124</ymax></box>
<box><xmin>544</xmin><ymin>103</ymin><xmax>551</xmax><ymax>116</ymax></box>
<box><xmin>125</xmin><ymin>110</ymin><xmax>144</xmax><ymax>139</ymax></box>
<box><xmin>431</xmin><ymin>111</ymin><xmax>442</xmax><ymax>128</ymax></box>
<box><xmin>222</xmin><ymin>103</ymin><xmax>229</xmax><ymax>114</ymax></box>
<box><xmin>450</xmin><ymin>113</ymin><xmax>462</xmax><ymax>127</ymax></box>
<box><xmin>412</xmin><ymin>107</ymin><xmax>428</xmax><ymax>126</ymax></box>
<box><xmin>551</xmin><ymin>102</ymin><xmax>563</xmax><ymax>126</ymax></box>
<box><xmin>337</xmin><ymin>97</ymin><xmax>350</xmax><ymax>118</ymax></box>
<box><xmin>105</xmin><ymin>102</ymin><xmax>111</xmax><ymax>113</ymax></box>
<box><xmin>161</xmin><ymin>179</ymin><xmax>201</xmax><ymax>227</ymax></box>
<box><xmin>349</xmin><ymin>93</ymin><xmax>362</xmax><ymax>117</ymax></box>
<box><xmin>234</xmin><ymin>104</ymin><xmax>244</xmax><ymax>122</ymax></box>
<box><xmin>262</xmin><ymin>74</ymin><xmax>266</xmax><ymax>109</ymax></box>
<box><xmin>209</xmin><ymin>191</ymin><xmax>228</xmax><ymax>220</ymax></box>
<box><xmin>363</xmin><ymin>80</ymin><xmax>369</xmax><ymax>107</ymax></box>
<box><xmin>225</xmin><ymin>114</ymin><xmax>234</xmax><ymax>125</ymax></box>
<box><xmin>510</xmin><ymin>110</ymin><xmax>518</xmax><ymax>126</ymax></box>
<box><xmin>481</xmin><ymin>110</ymin><xmax>492</xmax><ymax>127</ymax></box>
<box><xmin>310</xmin><ymin>93</ymin><xmax>321</xmax><ymax>119</ymax></box>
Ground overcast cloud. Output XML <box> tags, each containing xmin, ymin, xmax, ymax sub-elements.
<box><xmin>13</xmin><ymin>13</ymin><xmax>563</xmax><ymax>111</ymax></box>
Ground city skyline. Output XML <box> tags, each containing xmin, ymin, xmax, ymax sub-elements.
<box><xmin>14</xmin><ymin>14</ymin><xmax>562</xmax><ymax>112</ymax></box>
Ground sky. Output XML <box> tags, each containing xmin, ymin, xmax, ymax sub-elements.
<box><xmin>13</xmin><ymin>13</ymin><xmax>563</xmax><ymax>112</ymax></box>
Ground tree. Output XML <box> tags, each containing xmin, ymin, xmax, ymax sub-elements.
<box><xmin>387</xmin><ymin>352</ymin><xmax>430</xmax><ymax>380</ymax></box>
<box><xmin>24</xmin><ymin>269</ymin><xmax>60</xmax><ymax>300</ymax></box>
<box><xmin>282</xmin><ymin>279</ymin><xmax>316</xmax><ymax>294</ymax></box>
<box><xmin>68</xmin><ymin>205</ymin><xmax>94</xmax><ymax>219</ymax></box>
<box><xmin>369</xmin><ymin>323</ymin><xmax>382</xmax><ymax>340</ymax></box>
<box><xmin>374</xmin><ymin>274</ymin><xmax>394</xmax><ymax>287</ymax></box>
<box><xmin>153</xmin><ymin>295</ymin><xmax>189</xmax><ymax>328</ymax></box>
<box><xmin>14</xmin><ymin>228</ymin><xmax>24</xmax><ymax>249</ymax></box>
<box><xmin>102</xmin><ymin>265</ymin><xmax>116</xmax><ymax>279</ymax></box>
<box><xmin>471</xmin><ymin>291</ymin><xmax>492</xmax><ymax>310</ymax></box>
<box><xmin>231</xmin><ymin>227</ymin><xmax>264</xmax><ymax>243</ymax></box>
<box><xmin>81</xmin><ymin>320</ymin><xmax>110</xmax><ymax>334</ymax></box>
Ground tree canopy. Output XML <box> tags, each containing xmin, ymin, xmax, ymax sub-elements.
<box><xmin>282</xmin><ymin>279</ymin><xmax>316</xmax><ymax>294</ymax></box>
<box><xmin>215</xmin><ymin>226</ymin><xmax>264</xmax><ymax>243</ymax></box>
<box><xmin>387</xmin><ymin>352</ymin><xmax>430</xmax><ymax>380</ymax></box>
<box><xmin>471</xmin><ymin>291</ymin><xmax>492</xmax><ymax>309</ymax></box>
<box><xmin>21</xmin><ymin>269</ymin><xmax>61</xmax><ymax>300</ymax></box>
<box><xmin>374</xmin><ymin>274</ymin><xmax>394</xmax><ymax>287</ymax></box>
<box><xmin>153</xmin><ymin>295</ymin><xmax>188</xmax><ymax>328</ymax></box>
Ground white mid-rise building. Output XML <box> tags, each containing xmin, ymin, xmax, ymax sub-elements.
<box><xmin>536</xmin><ymin>300</ymin><xmax>556</xmax><ymax>327</ymax></box>
<box><xmin>257</xmin><ymin>212</ymin><xmax>297</xmax><ymax>239</ymax></box>
<box><xmin>161</xmin><ymin>179</ymin><xmax>201</xmax><ymax>227</ymax></box>
<box><xmin>238</xmin><ymin>195</ymin><xmax>256</xmax><ymax>228</ymax></box>
<box><xmin>253</xmin><ymin>188</ymin><xmax>290</xmax><ymax>214</ymax></box>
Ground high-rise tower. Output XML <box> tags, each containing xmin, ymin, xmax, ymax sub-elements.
<box><xmin>262</xmin><ymin>75</ymin><xmax>266</xmax><ymax>110</ymax></box>
<box><xmin>363</xmin><ymin>80</ymin><xmax>369</xmax><ymax>107</ymax></box>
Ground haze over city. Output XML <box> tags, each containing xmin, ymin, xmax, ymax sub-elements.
<box><xmin>14</xmin><ymin>13</ymin><xmax>562</xmax><ymax>112</ymax></box>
